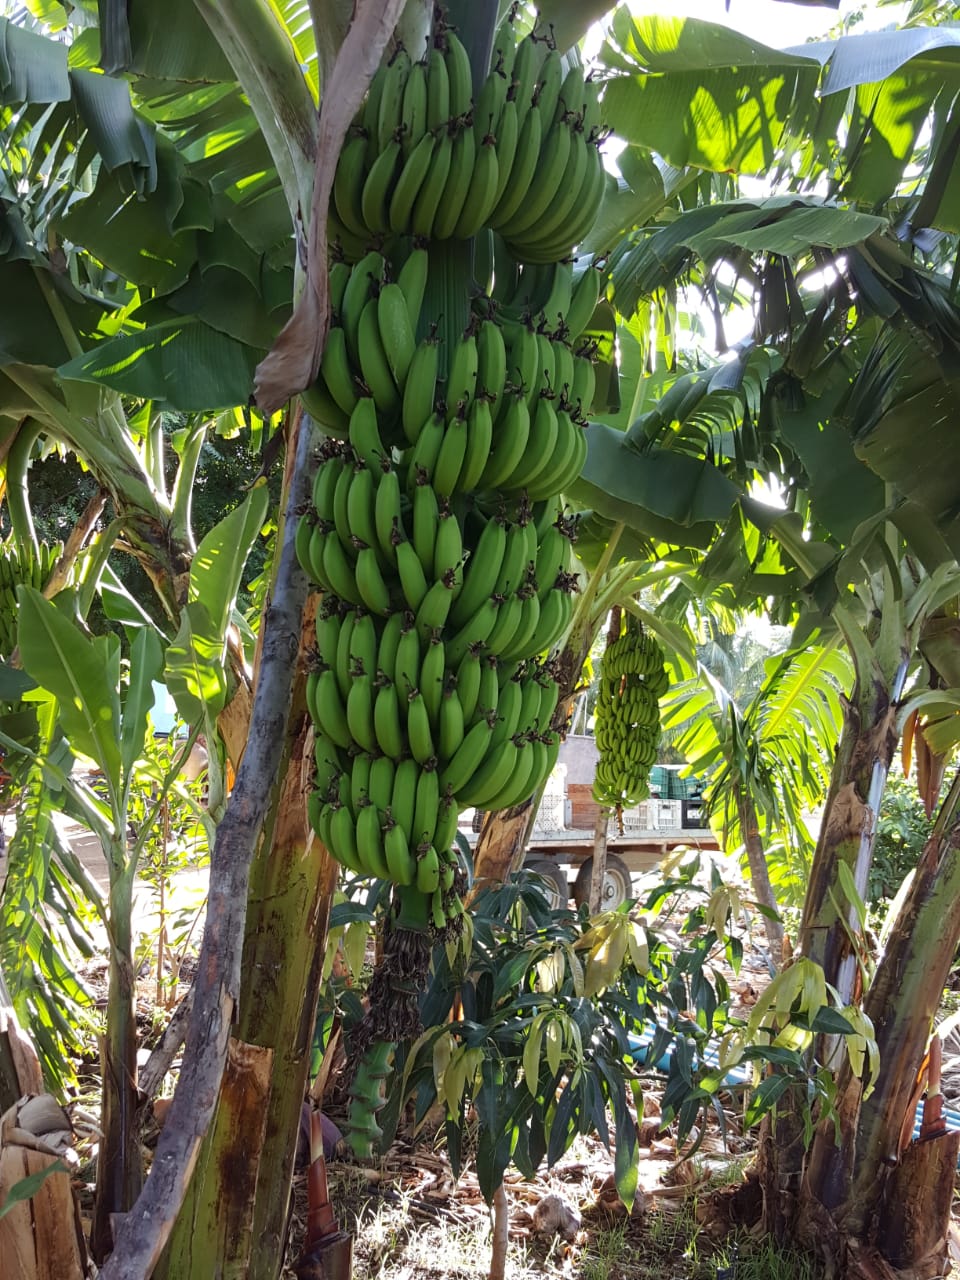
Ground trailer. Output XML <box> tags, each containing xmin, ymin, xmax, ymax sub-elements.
<box><xmin>460</xmin><ymin>735</ymin><xmax>719</xmax><ymax>908</ymax></box>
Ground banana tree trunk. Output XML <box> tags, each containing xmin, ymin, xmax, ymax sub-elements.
<box><xmin>759</xmin><ymin>658</ymin><xmax>904</xmax><ymax>1239</ymax></box>
<box><xmin>798</xmin><ymin>770</ymin><xmax>960</xmax><ymax>1265</ymax></box>
<box><xmin>99</xmin><ymin>415</ymin><xmax>315</xmax><ymax>1280</ymax></box>
<box><xmin>797</xmin><ymin>661</ymin><xmax>905</xmax><ymax>1009</ymax></box>
<box><xmin>156</xmin><ymin>695</ymin><xmax>340</xmax><ymax>1280</ymax></box>
<box><xmin>91</xmin><ymin>864</ymin><xmax>142</xmax><ymax>1263</ymax></box>
<box><xmin>733</xmin><ymin>782</ymin><xmax>783</xmax><ymax>961</ymax></box>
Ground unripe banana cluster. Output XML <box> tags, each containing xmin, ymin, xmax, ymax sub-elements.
<box><xmin>296</xmin><ymin>11</ymin><xmax>608</xmax><ymax>949</ymax></box>
<box><xmin>0</xmin><ymin>541</ymin><xmax>62</xmax><ymax>656</ymax></box>
<box><xmin>297</xmin><ymin>254</ymin><xmax>593</xmax><ymax>928</ymax></box>
<box><xmin>592</xmin><ymin>614</ymin><xmax>668</xmax><ymax>810</ymax></box>
<box><xmin>331</xmin><ymin>21</ymin><xmax>606</xmax><ymax>263</ymax></box>
<box><xmin>304</xmin><ymin>246</ymin><xmax>600</xmax><ymax>482</ymax></box>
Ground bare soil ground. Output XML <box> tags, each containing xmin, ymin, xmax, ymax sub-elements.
<box><xmin>56</xmin><ymin>840</ymin><xmax>960</xmax><ymax>1280</ymax></box>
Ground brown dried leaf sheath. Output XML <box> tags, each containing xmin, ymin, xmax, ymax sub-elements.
<box><xmin>254</xmin><ymin>0</ymin><xmax>408</xmax><ymax>414</ymax></box>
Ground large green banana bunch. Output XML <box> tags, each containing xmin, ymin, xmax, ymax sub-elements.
<box><xmin>296</xmin><ymin>255</ymin><xmax>593</xmax><ymax>933</ymax></box>
<box><xmin>301</xmin><ymin>7</ymin><xmax>609</xmax><ymax>1161</ymax></box>
<box><xmin>330</xmin><ymin>19</ymin><xmax>605</xmax><ymax>262</ymax></box>
<box><xmin>296</xmin><ymin>1</ymin><xmax>607</xmax><ymax>959</ymax></box>
<box><xmin>592</xmin><ymin>613</ymin><xmax>668</xmax><ymax>811</ymax></box>
<box><xmin>0</xmin><ymin>540</ymin><xmax>62</xmax><ymax>656</ymax></box>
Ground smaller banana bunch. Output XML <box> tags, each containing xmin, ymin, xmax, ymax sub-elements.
<box><xmin>0</xmin><ymin>540</ymin><xmax>62</xmax><ymax>656</ymax></box>
<box><xmin>331</xmin><ymin>18</ymin><xmax>605</xmax><ymax>262</ymax></box>
<box><xmin>593</xmin><ymin>613</ymin><xmax>668</xmax><ymax>810</ymax></box>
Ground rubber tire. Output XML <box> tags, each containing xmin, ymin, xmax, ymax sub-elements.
<box><xmin>573</xmin><ymin>853</ymin><xmax>633</xmax><ymax>910</ymax></box>
<box><xmin>524</xmin><ymin>857</ymin><xmax>569</xmax><ymax>910</ymax></box>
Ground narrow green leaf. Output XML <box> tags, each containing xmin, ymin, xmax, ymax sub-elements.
<box><xmin>189</xmin><ymin>484</ymin><xmax>270</xmax><ymax>640</ymax></box>
<box><xmin>17</xmin><ymin>586</ymin><xmax>121</xmax><ymax>787</ymax></box>
<box><xmin>836</xmin><ymin>860</ymin><xmax>867</xmax><ymax>931</ymax></box>
<box><xmin>523</xmin><ymin>1013</ymin><xmax>545</xmax><ymax>1097</ymax></box>
<box><xmin>120</xmin><ymin>627</ymin><xmax>163</xmax><ymax>779</ymax></box>
<box><xmin>163</xmin><ymin>600</ymin><xmax>228</xmax><ymax>724</ymax></box>
<box><xmin>545</xmin><ymin>1019</ymin><xmax>563</xmax><ymax>1079</ymax></box>
<box><xmin>613</xmin><ymin>1115</ymin><xmax>638</xmax><ymax>1211</ymax></box>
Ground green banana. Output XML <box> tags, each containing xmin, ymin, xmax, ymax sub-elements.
<box><xmin>358</xmin><ymin>800</ymin><xmax>390</xmax><ymax>878</ymax></box>
<box><xmin>374</xmin><ymin>466</ymin><xmax>402</xmax><ymax>565</ymax></box>
<box><xmin>333</xmin><ymin>134</ymin><xmax>369</xmax><ymax>239</ymax></box>
<box><xmin>348</xmin><ymin>610</ymin><xmax>377</xmax><ymax>679</ymax></box>
<box><xmin>347</xmin><ymin>674</ymin><xmax>378</xmax><ymax>753</ymax></box>
<box><xmin>438</xmin><ymin>682</ymin><xmax>465</xmax><ymax>762</ymax></box>
<box><xmin>374</xmin><ymin>681</ymin><xmax>405</xmax><ymax>759</ymax></box>
<box><xmin>444</xmin><ymin>332</ymin><xmax>478</xmax><ymax>416</ymax></box>
<box><xmin>413</xmin><ymin>763</ymin><xmax>440</xmax><ymax>845</ymax></box>
<box><xmin>377</xmin><ymin>609</ymin><xmax>406</xmax><ymax>679</ymax></box>
<box><xmin>443</xmin><ymin>30</ymin><xmax>473</xmax><ymax>119</ymax></box>
<box><xmin>433</xmin><ymin>508</ymin><xmax>463</xmax><ymax>581</ymax></box>
<box><xmin>402</xmin><ymin>339</ymin><xmax>440</xmax><ymax>444</ymax></box>
<box><xmin>414</xmin><ymin>575</ymin><xmax>455</xmax><ymax>639</ymax></box>
<box><xmin>489</xmin><ymin>99</ymin><xmax>519</xmax><ymax>208</ymax></box>
<box><xmin>389</xmin><ymin>130</ymin><xmax>437</xmax><ymax>232</ymax></box>
<box><xmin>425</xmin><ymin>45</ymin><xmax>450</xmax><ymax>132</ymax></box>
<box><xmin>439</xmin><ymin>715</ymin><xmax>495</xmax><ymax>795</ymax></box>
<box><xmin>361</xmin><ymin>137</ymin><xmax>402</xmax><ymax>235</ymax></box>
<box><xmin>407</xmin><ymin>691</ymin><xmax>435</xmax><ymax>764</ymax></box>
<box><xmin>419</xmin><ymin>633</ymin><xmax>446</xmax><ymax>723</ymax></box>
<box><xmin>457</xmin><ymin>397</ymin><xmax>494</xmax><ymax>493</ymax></box>
<box><xmin>384</xmin><ymin>819</ymin><xmax>415</xmax><ymax>885</ymax></box>
<box><xmin>533</xmin><ymin>48</ymin><xmax>563</xmax><ymax>130</ymax></box>
<box><xmin>396</xmin><ymin>536</ymin><xmax>429</xmax><ymax>611</ymax></box>
<box><xmin>323</xmin><ymin>530</ymin><xmax>363</xmax><ymax>605</ymax></box>
<box><xmin>476</xmin><ymin>320</ymin><xmax>507</xmax><ymax>402</ymax></box>
<box><xmin>341</xmin><ymin>251</ymin><xmax>385</xmax><ymax>362</ymax></box>
<box><xmin>335</xmin><ymin>607</ymin><xmax>357</xmax><ymax>700</ymax></box>
<box><xmin>397</xmin><ymin>246</ymin><xmax>429</xmax><ymax>336</ymax></box>
<box><xmin>448</xmin><ymin>524</ymin><xmax>503</xmax><ymax>618</ymax></box>
<box><xmin>377</xmin><ymin>281</ymin><xmax>416</xmax><ymax>388</ymax></box>
<box><xmin>346</xmin><ymin>464</ymin><xmax>379</xmax><ymax>550</ymax></box>
<box><xmin>358</xmin><ymin>296</ymin><xmax>401</xmax><ymax>414</ymax></box>
<box><xmin>371</xmin><ymin>752</ymin><xmax>396</xmax><ymax>814</ymax></box>
<box><xmin>455</xmin><ymin>648</ymin><xmax>483</xmax><ymax>724</ymax></box>
<box><xmin>404</xmin><ymin>411</ymin><xmax>445</xmax><ymax>489</ymax></box>
<box><xmin>320</xmin><ymin>327</ymin><xmax>361</xmax><ymax>416</ymax></box>
<box><xmin>416</xmin><ymin>843</ymin><xmax>440</xmax><ymax>894</ymax></box>
<box><xmin>394</xmin><ymin>620</ymin><xmax>421</xmax><ymax>701</ymax></box>
<box><xmin>505</xmin><ymin>396</ymin><xmax>558</xmax><ymax>491</ymax></box>
<box><xmin>391</xmin><ymin>757</ymin><xmax>420</xmax><ymax>840</ymax></box>
<box><xmin>400</xmin><ymin>57</ymin><xmax>428</xmax><ymax>154</ymax></box>
<box><xmin>489</xmin><ymin>103</ymin><xmax>542</xmax><ymax>226</ymax></box>
<box><xmin>479</xmin><ymin>391</ymin><xmax>530</xmax><ymax>488</ymax></box>
<box><xmin>410</xmin><ymin>130</ymin><xmax>453</xmax><ymax>238</ymax></box>
<box><xmin>458</xmin><ymin>736</ymin><xmax>519</xmax><ymax>808</ymax></box>
<box><xmin>412</xmin><ymin>476</ymin><xmax>440</xmax><ymax>578</ymax></box>
<box><xmin>432</xmin><ymin>412</ymin><xmax>468</xmax><ymax>498</ymax></box>
<box><xmin>433</xmin><ymin>125</ymin><xmax>476</xmax><ymax>239</ymax></box>
<box><xmin>296</xmin><ymin>512</ymin><xmax>317</xmax><ymax>580</ymax></box>
<box><xmin>356</xmin><ymin>545</ymin><xmax>391</xmax><ymax>616</ymax></box>
<box><xmin>377</xmin><ymin>47</ymin><xmax>411</xmax><ymax>152</ymax></box>
<box><xmin>314</xmin><ymin>669</ymin><xmax>353</xmax><ymax>749</ymax></box>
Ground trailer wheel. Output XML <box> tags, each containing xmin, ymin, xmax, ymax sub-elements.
<box><xmin>573</xmin><ymin>854</ymin><xmax>633</xmax><ymax>910</ymax></box>
<box><xmin>524</xmin><ymin>858</ymin><xmax>569</xmax><ymax>909</ymax></box>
